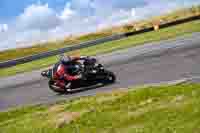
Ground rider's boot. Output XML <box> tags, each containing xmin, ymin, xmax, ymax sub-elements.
<box><xmin>65</xmin><ymin>82</ymin><xmax>72</xmax><ymax>92</ymax></box>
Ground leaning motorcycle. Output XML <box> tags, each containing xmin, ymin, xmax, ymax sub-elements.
<box><xmin>41</xmin><ymin>58</ymin><xmax>116</xmax><ymax>93</ymax></box>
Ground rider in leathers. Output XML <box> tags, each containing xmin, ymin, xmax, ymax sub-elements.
<box><xmin>53</xmin><ymin>56</ymin><xmax>95</xmax><ymax>91</ymax></box>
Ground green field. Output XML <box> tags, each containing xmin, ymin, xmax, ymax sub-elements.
<box><xmin>1</xmin><ymin>82</ymin><xmax>200</xmax><ymax>133</ymax></box>
<box><xmin>0</xmin><ymin>19</ymin><xmax>200</xmax><ymax>77</ymax></box>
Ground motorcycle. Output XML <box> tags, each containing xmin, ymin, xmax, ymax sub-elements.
<box><xmin>41</xmin><ymin>58</ymin><xmax>116</xmax><ymax>93</ymax></box>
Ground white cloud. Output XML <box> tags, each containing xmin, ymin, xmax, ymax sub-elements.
<box><xmin>0</xmin><ymin>0</ymin><xmax>200</xmax><ymax>51</ymax></box>
<box><xmin>131</xmin><ymin>8</ymin><xmax>136</xmax><ymax>17</ymax></box>
<box><xmin>0</xmin><ymin>24</ymin><xmax>8</xmax><ymax>32</ymax></box>
<box><xmin>17</xmin><ymin>3</ymin><xmax>61</xmax><ymax>31</ymax></box>
<box><xmin>59</xmin><ymin>3</ymin><xmax>75</xmax><ymax>20</ymax></box>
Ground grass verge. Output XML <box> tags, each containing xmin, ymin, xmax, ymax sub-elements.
<box><xmin>0</xmin><ymin>19</ymin><xmax>200</xmax><ymax>77</ymax></box>
<box><xmin>1</xmin><ymin>83</ymin><xmax>200</xmax><ymax>133</ymax></box>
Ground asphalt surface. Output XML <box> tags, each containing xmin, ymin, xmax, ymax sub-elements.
<box><xmin>0</xmin><ymin>33</ymin><xmax>200</xmax><ymax>111</ymax></box>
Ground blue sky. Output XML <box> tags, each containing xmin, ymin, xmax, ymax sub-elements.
<box><xmin>0</xmin><ymin>0</ymin><xmax>67</xmax><ymax>19</ymax></box>
<box><xmin>0</xmin><ymin>0</ymin><xmax>200</xmax><ymax>51</ymax></box>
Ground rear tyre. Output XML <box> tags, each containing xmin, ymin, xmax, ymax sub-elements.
<box><xmin>104</xmin><ymin>71</ymin><xmax>116</xmax><ymax>84</ymax></box>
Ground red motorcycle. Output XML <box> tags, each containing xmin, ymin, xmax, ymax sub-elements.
<box><xmin>41</xmin><ymin>58</ymin><xmax>116</xmax><ymax>93</ymax></box>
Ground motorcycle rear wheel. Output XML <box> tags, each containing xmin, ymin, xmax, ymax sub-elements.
<box><xmin>104</xmin><ymin>71</ymin><xmax>116</xmax><ymax>84</ymax></box>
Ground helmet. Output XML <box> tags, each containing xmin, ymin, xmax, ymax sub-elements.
<box><xmin>60</xmin><ymin>56</ymin><xmax>71</xmax><ymax>65</ymax></box>
<box><xmin>67</xmin><ymin>64</ymin><xmax>81</xmax><ymax>75</ymax></box>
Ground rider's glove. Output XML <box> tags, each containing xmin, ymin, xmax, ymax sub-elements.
<box><xmin>76</xmin><ymin>74</ymin><xmax>82</xmax><ymax>79</ymax></box>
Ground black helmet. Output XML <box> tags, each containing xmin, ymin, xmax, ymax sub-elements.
<box><xmin>61</xmin><ymin>56</ymin><xmax>71</xmax><ymax>65</ymax></box>
<box><xmin>67</xmin><ymin>64</ymin><xmax>81</xmax><ymax>75</ymax></box>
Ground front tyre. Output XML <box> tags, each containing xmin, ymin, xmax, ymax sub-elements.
<box><xmin>41</xmin><ymin>70</ymin><xmax>49</xmax><ymax>77</ymax></box>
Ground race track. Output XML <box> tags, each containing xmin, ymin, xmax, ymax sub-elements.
<box><xmin>0</xmin><ymin>33</ymin><xmax>200</xmax><ymax>111</ymax></box>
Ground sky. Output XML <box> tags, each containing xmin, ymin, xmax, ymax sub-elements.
<box><xmin>0</xmin><ymin>0</ymin><xmax>200</xmax><ymax>51</ymax></box>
